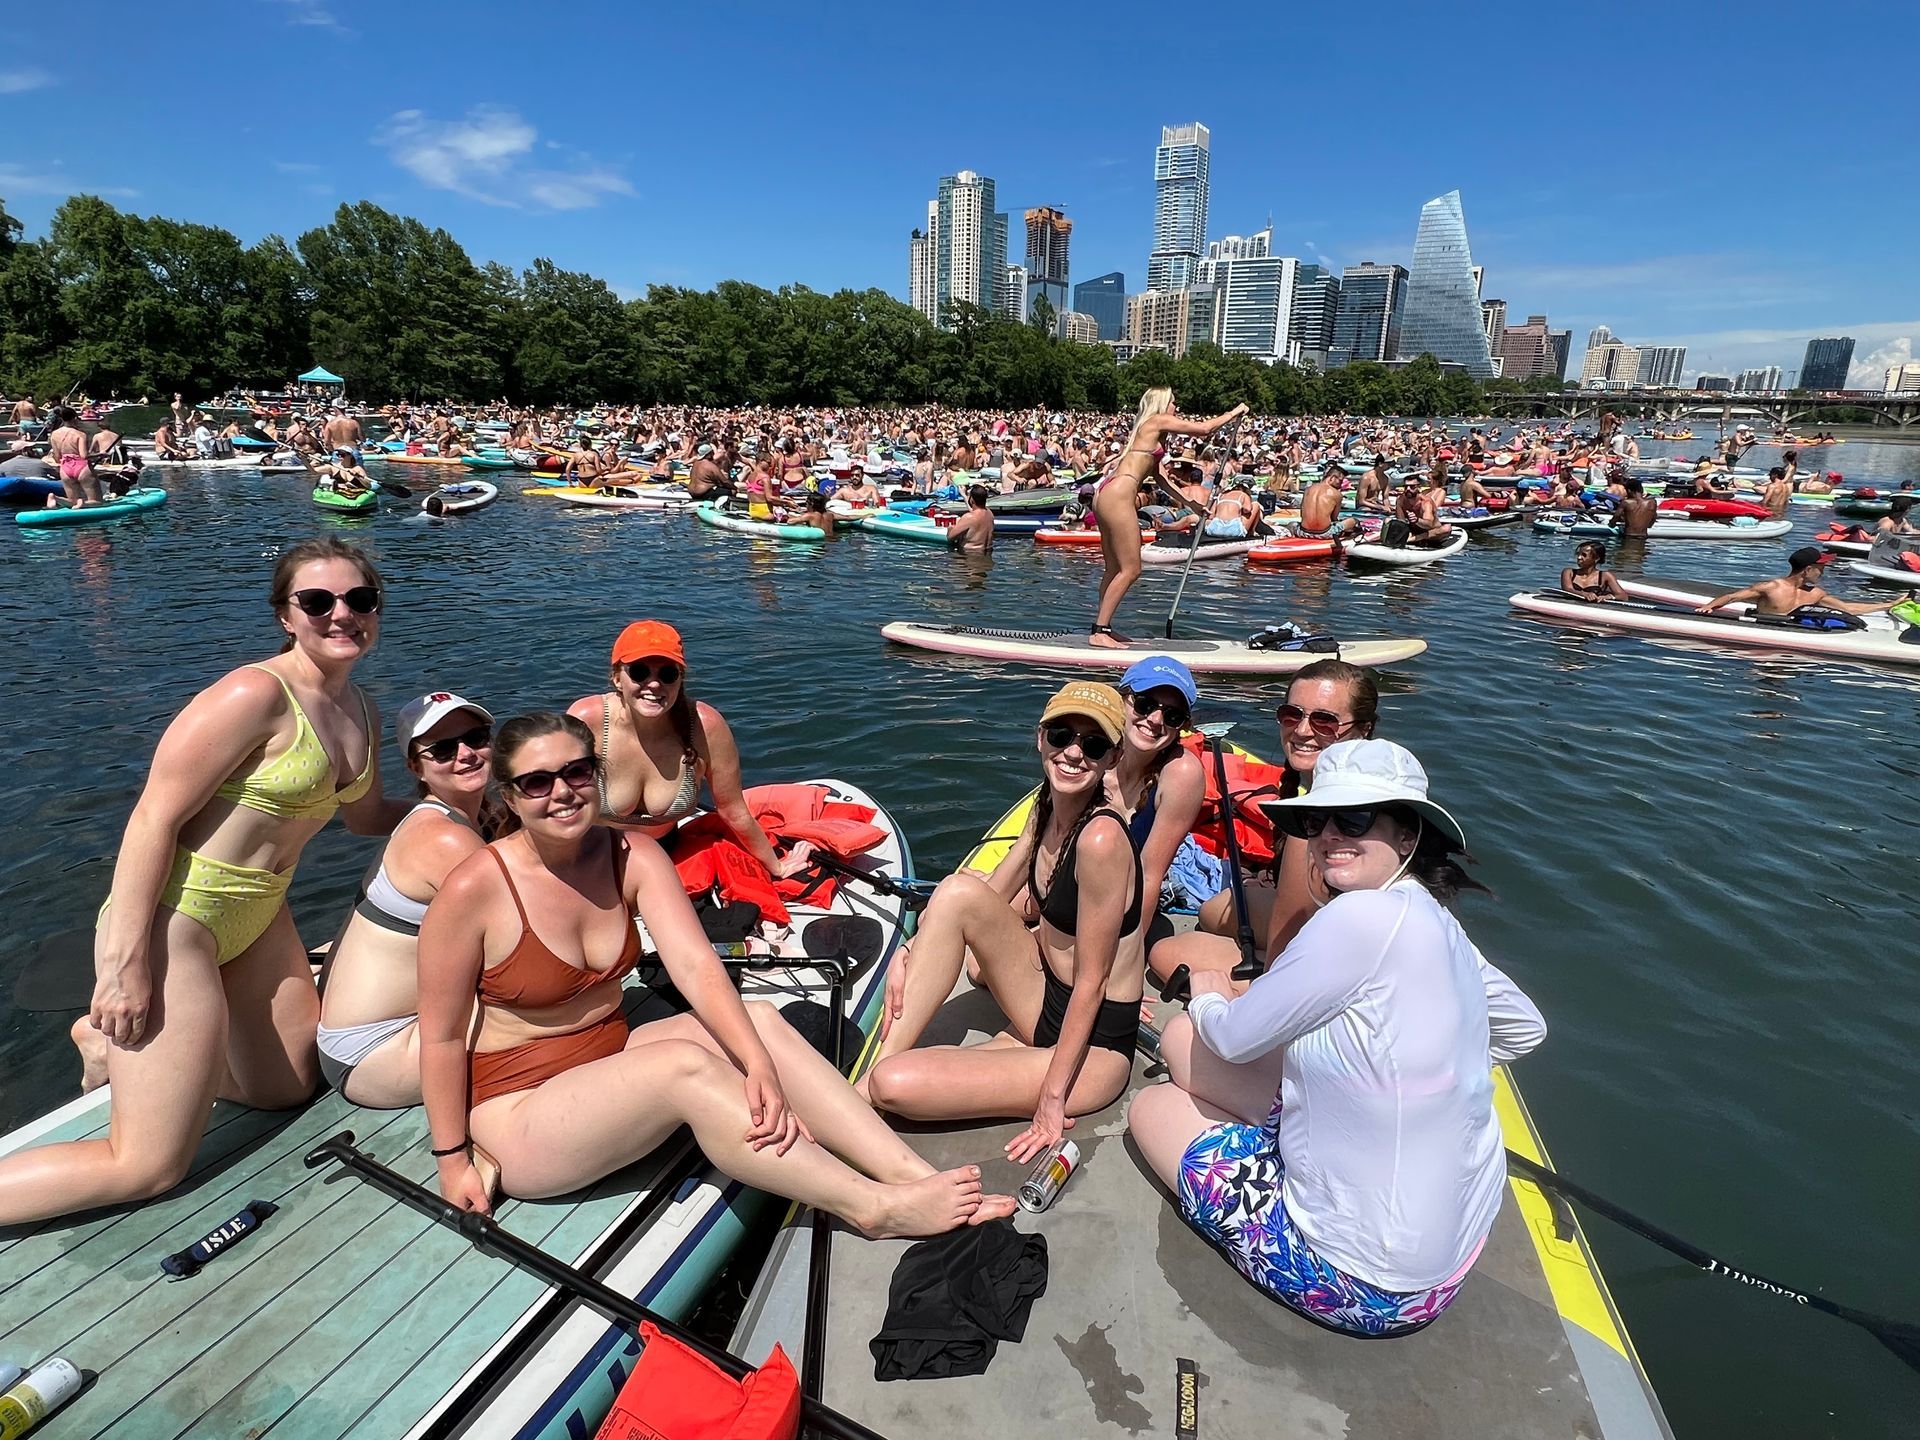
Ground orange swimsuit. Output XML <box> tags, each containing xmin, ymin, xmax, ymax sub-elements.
<box><xmin>468</xmin><ymin>840</ymin><xmax>644</xmax><ymax>1109</ymax></box>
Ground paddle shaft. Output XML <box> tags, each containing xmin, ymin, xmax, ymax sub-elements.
<box><xmin>1164</xmin><ymin>417</ymin><xmax>1244</xmax><ymax>639</ymax></box>
<box><xmin>802</xmin><ymin>966</ymin><xmax>850</xmax><ymax>1400</ymax></box>
<box><xmin>1506</xmin><ymin>1149</ymin><xmax>1920</xmax><ymax>1371</ymax></box>
<box><xmin>303</xmin><ymin>1134</ymin><xmax>891</xmax><ymax>1440</ymax></box>
<box><xmin>1205</xmin><ymin>733</ymin><xmax>1263</xmax><ymax>981</ymax></box>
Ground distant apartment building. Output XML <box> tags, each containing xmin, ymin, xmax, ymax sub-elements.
<box><xmin>908</xmin><ymin>198</ymin><xmax>939</xmax><ymax>324</ymax></box>
<box><xmin>1695</xmin><ymin>374</ymin><xmax>1733</xmax><ymax>391</ymax></box>
<box><xmin>1291</xmin><ymin>265</ymin><xmax>1342</xmax><ymax>370</ymax></box>
<box><xmin>1147</xmin><ymin>123</ymin><xmax>1210</xmax><ymax>292</ymax></box>
<box><xmin>1328</xmin><ymin>261</ymin><xmax>1407</xmax><ymax>368</ymax></box>
<box><xmin>1058</xmin><ymin>311</ymin><xmax>1099</xmax><ymax>344</ymax></box>
<box><xmin>1480</xmin><ymin>298</ymin><xmax>1506</xmax><ymax>349</ymax></box>
<box><xmin>1581</xmin><ymin>342</ymin><xmax>1641</xmax><ymax>387</ymax></box>
<box><xmin>1547</xmin><ymin>329</ymin><xmax>1571</xmax><ymax>381</ymax></box>
<box><xmin>1587</xmin><ymin>324</ymin><xmax>1616</xmax><ymax>350</ymax></box>
<box><xmin>1635</xmin><ymin>346</ymin><xmax>1687</xmax><ymax>387</ymax></box>
<box><xmin>1073</xmin><ymin>271</ymin><xmax>1127</xmax><ymax>342</ymax></box>
<box><xmin>1885</xmin><ymin>362</ymin><xmax>1920</xmax><ymax>394</ymax></box>
<box><xmin>1800</xmin><ymin>336</ymin><xmax>1855</xmax><ymax>390</ymax></box>
<box><xmin>1494</xmin><ymin>315</ymin><xmax>1557</xmax><ymax>380</ymax></box>
<box><xmin>916</xmin><ymin>171</ymin><xmax>1006</xmax><ymax>325</ymax></box>
<box><xmin>1001</xmin><ymin>265</ymin><xmax>1029</xmax><ymax>322</ymax></box>
<box><xmin>1735</xmin><ymin>365</ymin><xmax>1782</xmax><ymax>393</ymax></box>
<box><xmin>1023</xmin><ymin>206</ymin><xmax>1071</xmax><ymax>318</ymax></box>
<box><xmin>1127</xmin><ymin>289</ymin><xmax>1191</xmax><ymax>356</ymax></box>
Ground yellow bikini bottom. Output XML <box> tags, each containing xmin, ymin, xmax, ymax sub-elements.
<box><xmin>102</xmin><ymin>848</ymin><xmax>294</xmax><ymax>965</ymax></box>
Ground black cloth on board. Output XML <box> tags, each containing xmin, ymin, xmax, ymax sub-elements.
<box><xmin>870</xmin><ymin>1220</ymin><xmax>1048</xmax><ymax>1381</ymax></box>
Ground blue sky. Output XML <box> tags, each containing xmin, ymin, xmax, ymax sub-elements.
<box><xmin>4</xmin><ymin>0</ymin><xmax>1916</xmax><ymax>385</ymax></box>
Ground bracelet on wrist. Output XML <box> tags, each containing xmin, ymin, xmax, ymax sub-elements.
<box><xmin>431</xmin><ymin>1138</ymin><xmax>471</xmax><ymax>1158</ymax></box>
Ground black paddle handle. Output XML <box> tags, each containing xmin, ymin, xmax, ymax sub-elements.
<box><xmin>303</xmin><ymin>1133</ymin><xmax>890</xmax><ymax>1440</ymax></box>
<box><xmin>1207</xmin><ymin>736</ymin><xmax>1263</xmax><ymax>983</ymax></box>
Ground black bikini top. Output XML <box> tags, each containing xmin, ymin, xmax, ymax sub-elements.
<box><xmin>1028</xmin><ymin>808</ymin><xmax>1143</xmax><ymax>939</ymax></box>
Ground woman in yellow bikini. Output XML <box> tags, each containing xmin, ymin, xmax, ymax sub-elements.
<box><xmin>1090</xmin><ymin>388</ymin><xmax>1249</xmax><ymax>648</ymax></box>
<box><xmin>0</xmin><ymin>537</ymin><xmax>411</xmax><ymax>1224</ymax></box>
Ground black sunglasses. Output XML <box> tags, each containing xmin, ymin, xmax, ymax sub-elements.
<box><xmin>1279</xmin><ymin>808</ymin><xmax>1385</xmax><ymax>840</ymax></box>
<box><xmin>412</xmin><ymin>725</ymin><xmax>492</xmax><ymax>764</ymax></box>
<box><xmin>624</xmin><ymin>659</ymin><xmax>682</xmax><ymax>686</ymax></box>
<box><xmin>1125</xmin><ymin>690</ymin><xmax>1190</xmax><ymax>730</ymax></box>
<box><xmin>1041</xmin><ymin>721</ymin><xmax>1115</xmax><ymax>761</ymax></box>
<box><xmin>507</xmin><ymin>755</ymin><xmax>598</xmax><ymax>800</ymax></box>
<box><xmin>1276</xmin><ymin>704</ymin><xmax>1354</xmax><ymax>741</ymax></box>
<box><xmin>290</xmin><ymin>586</ymin><xmax>381</xmax><ymax>617</ymax></box>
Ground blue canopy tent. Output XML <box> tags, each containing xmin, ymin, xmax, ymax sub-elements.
<box><xmin>297</xmin><ymin>366</ymin><xmax>345</xmax><ymax>386</ymax></box>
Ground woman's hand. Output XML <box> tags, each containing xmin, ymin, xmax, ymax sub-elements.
<box><xmin>879</xmin><ymin>949</ymin><xmax>908</xmax><ymax>1040</ymax></box>
<box><xmin>774</xmin><ymin>841</ymin><xmax>814</xmax><ymax>879</ymax></box>
<box><xmin>1187</xmin><ymin>967</ymin><xmax>1235</xmax><ymax>1001</ymax></box>
<box><xmin>744</xmin><ymin>1063</ymin><xmax>811</xmax><ymax>1155</ymax></box>
<box><xmin>1005</xmin><ymin>1093</ymin><xmax>1074</xmax><ymax>1165</ymax></box>
<box><xmin>89</xmin><ymin>945</ymin><xmax>153</xmax><ymax>1048</ymax></box>
<box><xmin>438</xmin><ymin>1155</ymin><xmax>494</xmax><ymax>1216</ymax></box>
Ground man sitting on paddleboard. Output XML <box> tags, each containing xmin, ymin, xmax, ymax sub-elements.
<box><xmin>1292</xmin><ymin>471</ymin><xmax>1360</xmax><ymax>540</ymax></box>
<box><xmin>1695</xmin><ymin>547</ymin><xmax>1899</xmax><ymax>617</ymax></box>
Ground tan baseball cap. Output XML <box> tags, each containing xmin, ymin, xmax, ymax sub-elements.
<box><xmin>1039</xmin><ymin>681</ymin><xmax>1126</xmax><ymax>743</ymax></box>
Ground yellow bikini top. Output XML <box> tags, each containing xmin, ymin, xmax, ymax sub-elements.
<box><xmin>214</xmin><ymin>665</ymin><xmax>376</xmax><ymax>820</ymax></box>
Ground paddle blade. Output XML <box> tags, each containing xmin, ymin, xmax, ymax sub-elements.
<box><xmin>1870</xmin><ymin>1317</ymin><xmax>1920</xmax><ymax>1374</ymax></box>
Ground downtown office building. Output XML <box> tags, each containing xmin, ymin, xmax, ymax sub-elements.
<box><xmin>1147</xmin><ymin>123</ymin><xmax>1210</xmax><ymax>293</ymax></box>
<box><xmin>1328</xmin><ymin>262</ymin><xmax>1408</xmax><ymax>368</ymax></box>
<box><xmin>1397</xmin><ymin>191</ymin><xmax>1496</xmax><ymax>379</ymax></box>
<box><xmin>1800</xmin><ymin>336</ymin><xmax>1855</xmax><ymax>391</ymax></box>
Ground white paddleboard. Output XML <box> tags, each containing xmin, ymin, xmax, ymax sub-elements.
<box><xmin>880</xmin><ymin>622</ymin><xmax>1427</xmax><ymax>674</ymax></box>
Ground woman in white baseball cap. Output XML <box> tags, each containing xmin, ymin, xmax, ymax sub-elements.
<box><xmin>315</xmin><ymin>692</ymin><xmax>498</xmax><ymax>1107</ymax></box>
<box><xmin>1130</xmin><ymin>738</ymin><xmax>1546</xmax><ymax>1336</ymax></box>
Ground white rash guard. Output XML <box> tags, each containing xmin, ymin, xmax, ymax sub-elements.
<box><xmin>1187</xmin><ymin>878</ymin><xmax>1546</xmax><ymax>1290</ymax></box>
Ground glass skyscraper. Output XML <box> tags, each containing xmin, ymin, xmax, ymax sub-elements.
<box><xmin>1290</xmin><ymin>264</ymin><xmax>1341</xmax><ymax>367</ymax></box>
<box><xmin>1147</xmin><ymin>123</ymin><xmax>1209</xmax><ymax>293</ymax></box>
<box><xmin>1800</xmin><ymin>336</ymin><xmax>1855</xmax><ymax>391</ymax></box>
<box><xmin>1328</xmin><ymin>262</ymin><xmax>1407</xmax><ymax>368</ymax></box>
<box><xmin>1398</xmin><ymin>191</ymin><xmax>1495</xmax><ymax>378</ymax></box>
<box><xmin>932</xmin><ymin>171</ymin><xmax>1001</xmax><ymax>324</ymax></box>
<box><xmin>1073</xmin><ymin>272</ymin><xmax>1126</xmax><ymax>342</ymax></box>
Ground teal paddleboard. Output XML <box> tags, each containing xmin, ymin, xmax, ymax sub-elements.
<box><xmin>15</xmin><ymin>487</ymin><xmax>169</xmax><ymax>528</ymax></box>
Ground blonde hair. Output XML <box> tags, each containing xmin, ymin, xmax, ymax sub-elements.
<box><xmin>1135</xmin><ymin>387</ymin><xmax>1174</xmax><ymax>427</ymax></box>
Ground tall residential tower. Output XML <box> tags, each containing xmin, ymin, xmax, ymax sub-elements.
<box><xmin>1800</xmin><ymin>336</ymin><xmax>1855</xmax><ymax>391</ymax></box>
<box><xmin>1147</xmin><ymin>123</ymin><xmax>1210</xmax><ymax>292</ymax></box>
<box><xmin>1023</xmin><ymin>206</ymin><xmax>1072</xmax><ymax>318</ymax></box>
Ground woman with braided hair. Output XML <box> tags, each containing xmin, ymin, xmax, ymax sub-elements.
<box><xmin>858</xmin><ymin>682</ymin><xmax>1146</xmax><ymax>1164</ymax></box>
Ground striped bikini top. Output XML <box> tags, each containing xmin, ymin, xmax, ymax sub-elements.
<box><xmin>215</xmin><ymin>665</ymin><xmax>375</xmax><ymax>820</ymax></box>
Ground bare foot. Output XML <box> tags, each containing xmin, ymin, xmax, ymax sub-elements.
<box><xmin>863</xmin><ymin>1165</ymin><xmax>992</xmax><ymax>1238</ymax></box>
<box><xmin>1087</xmin><ymin>629</ymin><xmax>1131</xmax><ymax>649</ymax></box>
<box><xmin>968</xmin><ymin>1192</ymin><xmax>1018</xmax><ymax>1225</ymax></box>
<box><xmin>71</xmin><ymin>1017</ymin><xmax>111</xmax><ymax>1093</ymax></box>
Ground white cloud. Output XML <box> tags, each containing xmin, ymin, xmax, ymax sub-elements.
<box><xmin>373</xmin><ymin>106</ymin><xmax>633</xmax><ymax>212</ymax></box>
<box><xmin>0</xmin><ymin>163</ymin><xmax>137</xmax><ymax>199</ymax></box>
<box><xmin>271</xmin><ymin>0</ymin><xmax>351</xmax><ymax>34</ymax></box>
<box><xmin>1850</xmin><ymin>336</ymin><xmax>1912</xmax><ymax>389</ymax></box>
<box><xmin>0</xmin><ymin>69</ymin><xmax>53</xmax><ymax>94</ymax></box>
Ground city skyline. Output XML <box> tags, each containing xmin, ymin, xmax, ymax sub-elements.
<box><xmin>2</xmin><ymin>2</ymin><xmax>1912</xmax><ymax>388</ymax></box>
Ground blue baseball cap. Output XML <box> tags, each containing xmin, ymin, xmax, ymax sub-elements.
<box><xmin>1119</xmin><ymin>655</ymin><xmax>1198</xmax><ymax>707</ymax></box>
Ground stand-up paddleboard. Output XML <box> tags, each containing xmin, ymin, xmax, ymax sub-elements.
<box><xmin>1657</xmin><ymin>497</ymin><xmax>1773</xmax><ymax>520</ymax></box>
<box><xmin>858</xmin><ymin>510</ymin><xmax>958</xmax><ymax>544</ymax></box>
<box><xmin>1245</xmin><ymin>535</ymin><xmax>1340</xmax><ymax>565</ymax></box>
<box><xmin>1346</xmin><ymin>529</ymin><xmax>1470</xmax><ymax>566</ymax></box>
<box><xmin>1437</xmin><ymin>507</ymin><xmax>1526</xmax><ymax>531</ymax></box>
<box><xmin>1140</xmin><ymin>534</ymin><xmax>1263</xmax><ymax>564</ymax></box>
<box><xmin>15</xmin><ymin>487</ymin><xmax>169</xmax><ymax>528</ymax></box>
<box><xmin>1533</xmin><ymin>512</ymin><xmax>1793</xmax><ymax>541</ymax></box>
<box><xmin>422</xmin><ymin>480</ymin><xmax>498</xmax><ymax>515</ymax></box>
<box><xmin>880</xmin><ymin>621</ymin><xmax>1426</xmax><ymax>674</ymax></box>
<box><xmin>561</xmin><ymin>485</ymin><xmax>694</xmax><ymax>511</ymax></box>
<box><xmin>937</xmin><ymin>485</ymin><xmax>1074</xmax><ymax>515</ymax></box>
<box><xmin>693</xmin><ymin>501</ymin><xmax>825</xmax><ymax>541</ymax></box>
<box><xmin>1035</xmin><ymin>526</ymin><xmax>1155</xmax><ymax>547</ymax></box>
<box><xmin>1510</xmin><ymin>581</ymin><xmax>1920</xmax><ymax>668</ymax></box>
<box><xmin>1845</xmin><ymin>556</ymin><xmax>1920</xmax><ymax>587</ymax></box>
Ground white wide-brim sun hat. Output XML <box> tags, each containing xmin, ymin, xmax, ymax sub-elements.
<box><xmin>1258</xmin><ymin>739</ymin><xmax>1466</xmax><ymax>850</ymax></box>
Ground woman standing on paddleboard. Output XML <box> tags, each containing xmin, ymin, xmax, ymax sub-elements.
<box><xmin>1089</xmin><ymin>388</ymin><xmax>1248</xmax><ymax>648</ymax></box>
<box><xmin>0</xmin><ymin>538</ymin><xmax>412</xmax><ymax>1224</ymax></box>
<box><xmin>1130</xmin><ymin>739</ymin><xmax>1545</xmax><ymax>1335</ymax></box>
<box><xmin>859</xmin><ymin>683</ymin><xmax>1146</xmax><ymax>1164</ymax></box>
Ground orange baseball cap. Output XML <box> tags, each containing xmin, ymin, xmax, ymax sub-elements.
<box><xmin>611</xmin><ymin>620</ymin><xmax>686</xmax><ymax>666</ymax></box>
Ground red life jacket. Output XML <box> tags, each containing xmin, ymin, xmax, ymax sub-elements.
<box><xmin>671</xmin><ymin>784</ymin><xmax>884</xmax><ymax>927</ymax></box>
<box><xmin>1180</xmin><ymin>735</ymin><xmax>1287</xmax><ymax>868</ymax></box>
<box><xmin>594</xmin><ymin>1322</ymin><xmax>799</xmax><ymax>1440</ymax></box>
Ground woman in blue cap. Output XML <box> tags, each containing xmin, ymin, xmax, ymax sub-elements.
<box><xmin>1111</xmin><ymin>656</ymin><xmax>1206</xmax><ymax>922</ymax></box>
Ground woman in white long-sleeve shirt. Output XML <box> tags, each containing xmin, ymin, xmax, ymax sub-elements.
<box><xmin>1130</xmin><ymin>739</ymin><xmax>1545</xmax><ymax>1336</ymax></box>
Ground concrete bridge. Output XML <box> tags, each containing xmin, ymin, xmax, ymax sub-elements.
<box><xmin>1482</xmin><ymin>389</ymin><xmax>1920</xmax><ymax>429</ymax></box>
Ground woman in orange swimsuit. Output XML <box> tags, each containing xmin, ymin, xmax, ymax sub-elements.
<box><xmin>0</xmin><ymin>538</ymin><xmax>412</xmax><ymax>1224</ymax></box>
<box><xmin>418</xmin><ymin>712</ymin><xmax>1013</xmax><ymax>1234</ymax></box>
<box><xmin>1091</xmin><ymin>388</ymin><xmax>1249</xmax><ymax>647</ymax></box>
<box><xmin>566</xmin><ymin>620</ymin><xmax>806</xmax><ymax>876</ymax></box>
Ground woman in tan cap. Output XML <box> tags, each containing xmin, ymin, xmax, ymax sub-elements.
<box><xmin>859</xmin><ymin>681</ymin><xmax>1148</xmax><ymax>1164</ymax></box>
<box><xmin>567</xmin><ymin>620</ymin><xmax>806</xmax><ymax>877</ymax></box>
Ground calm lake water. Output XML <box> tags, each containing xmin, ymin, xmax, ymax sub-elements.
<box><xmin>2</xmin><ymin>426</ymin><xmax>1915</xmax><ymax>1438</ymax></box>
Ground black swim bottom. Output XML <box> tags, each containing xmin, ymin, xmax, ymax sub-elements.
<box><xmin>1032</xmin><ymin>964</ymin><xmax>1139</xmax><ymax>1060</ymax></box>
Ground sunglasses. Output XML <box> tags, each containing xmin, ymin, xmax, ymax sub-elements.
<box><xmin>624</xmin><ymin>659</ymin><xmax>682</xmax><ymax>686</ymax></box>
<box><xmin>1289</xmin><ymin>808</ymin><xmax>1386</xmax><ymax>839</ymax></box>
<box><xmin>1040</xmin><ymin>721</ymin><xmax>1115</xmax><ymax>761</ymax></box>
<box><xmin>1276</xmin><ymin>704</ymin><xmax>1355</xmax><ymax>740</ymax></box>
<box><xmin>412</xmin><ymin>725</ymin><xmax>491</xmax><ymax>764</ymax></box>
<box><xmin>290</xmin><ymin>586</ymin><xmax>381</xmax><ymax>617</ymax></box>
<box><xmin>1126</xmin><ymin>690</ymin><xmax>1190</xmax><ymax>730</ymax></box>
<box><xmin>507</xmin><ymin>756</ymin><xmax>598</xmax><ymax>800</ymax></box>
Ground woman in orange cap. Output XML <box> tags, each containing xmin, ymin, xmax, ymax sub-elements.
<box><xmin>567</xmin><ymin>620</ymin><xmax>807</xmax><ymax>877</ymax></box>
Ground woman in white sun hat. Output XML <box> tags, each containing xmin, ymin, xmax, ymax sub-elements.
<box><xmin>1129</xmin><ymin>739</ymin><xmax>1546</xmax><ymax>1336</ymax></box>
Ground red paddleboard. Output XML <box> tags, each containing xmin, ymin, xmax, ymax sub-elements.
<box><xmin>1245</xmin><ymin>536</ymin><xmax>1340</xmax><ymax>565</ymax></box>
<box><xmin>1658</xmin><ymin>497</ymin><xmax>1771</xmax><ymax>520</ymax></box>
<box><xmin>1034</xmin><ymin>527</ymin><xmax>1154</xmax><ymax>546</ymax></box>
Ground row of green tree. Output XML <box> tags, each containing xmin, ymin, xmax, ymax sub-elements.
<box><xmin>2</xmin><ymin>194</ymin><xmax>1513</xmax><ymax>416</ymax></box>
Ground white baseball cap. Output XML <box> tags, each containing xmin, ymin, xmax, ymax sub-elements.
<box><xmin>1260</xmin><ymin>739</ymin><xmax>1464</xmax><ymax>849</ymax></box>
<box><xmin>394</xmin><ymin>691</ymin><xmax>493</xmax><ymax>752</ymax></box>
